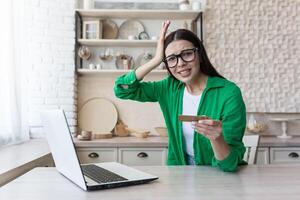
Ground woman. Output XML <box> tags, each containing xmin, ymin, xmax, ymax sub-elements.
<box><xmin>114</xmin><ymin>21</ymin><xmax>246</xmax><ymax>172</ymax></box>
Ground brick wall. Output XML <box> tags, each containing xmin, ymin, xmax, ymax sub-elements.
<box><xmin>25</xmin><ymin>0</ymin><xmax>77</xmax><ymax>137</ymax></box>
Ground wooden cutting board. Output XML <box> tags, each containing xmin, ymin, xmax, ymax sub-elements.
<box><xmin>79</xmin><ymin>98</ymin><xmax>118</xmax><ymax>133</ymax></box>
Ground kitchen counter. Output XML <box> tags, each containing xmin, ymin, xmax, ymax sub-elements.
<box><xmin>74</xmin><ymin>135</ymin><xmax>300</xmax><ymax>148</ymax></box>
<box><xmin>74</xmin><ymin>135</ymin><xmax>168</xmax><ymax>148</ymax></box>
<box><xmin>259</xmin><ymin>135</ymin><xmax>300</xmax><ymax>147</ymax></box>
<box><xmin>1</xmin><ymin>165</ymin><xmax>300</xmax><ymax>199</ymax></box>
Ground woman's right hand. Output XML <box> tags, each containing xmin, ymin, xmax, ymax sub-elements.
<box><xmin>134</xmin><ymin>20</ymin><xmax>170</xmax><ymax>81</ymax></box>
<box><xmin>152</xmin><ymin>20</ymin><xmax>171</xmax><ymax>66</ymax></box>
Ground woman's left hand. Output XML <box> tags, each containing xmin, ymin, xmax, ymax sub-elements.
<box><xmin>192</xmin><ymin>120</ymin><xmax>223</xmax><ymax>141</ymax></box>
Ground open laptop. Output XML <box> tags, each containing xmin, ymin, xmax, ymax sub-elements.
<box><xmin>41</xmin><ymin>109</ymin><xmax>158</xmax><ymax>191</ymax></box>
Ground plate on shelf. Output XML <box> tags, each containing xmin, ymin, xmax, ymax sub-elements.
<box><xmin>102</xmin><ymin>19</ymin><xmax>118</xmax><ymax>39</ymax></box>
<box><xmin>78</xmin><ymin>98</ymin><xmax>118</xmax><ymax>133</ymax></box>
<box><xmin>115</xmin><ymin>54</ymin><xmax>135</xmax><ymax>70</ymax></box>
<box><xmin>118</xmin><ymin>19</ymin><xmax>145</xmax><ymax>39</ymax></box>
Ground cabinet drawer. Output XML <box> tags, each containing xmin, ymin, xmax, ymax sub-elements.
<box><xmin>270</xmin><ymin>147</ymin><xmax>300</xmax><ymax>164</ymax></box>
<box><xmin>118</xmin><ymin>148</ymin><xmax>167</xmax><ymax>166</ymax></box>
<box><xmin>76</xmin><ymin>148</ymin><xmax>118</xmax><ymax>164</ymax></box>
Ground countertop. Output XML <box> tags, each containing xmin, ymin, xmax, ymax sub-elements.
<box><xmin>74</xmin><ymin>135</ymin><xmax>300</xmax><ymax>148</ymax></box>
<box><xmin>1</xmin><ymin>165</ymin><xmax>300</xmax><ymax>200</ymax></box>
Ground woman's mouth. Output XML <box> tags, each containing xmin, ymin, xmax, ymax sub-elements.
<box><xmin>177</xmin><ymin>68</ymin><xmax>192</xmax><ymax>77</ymax></box>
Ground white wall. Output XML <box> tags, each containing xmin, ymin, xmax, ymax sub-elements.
<box><xmin>25</xmin><ymin>0</ymin><xmax>77</xmax><ymax>137</ymax></box>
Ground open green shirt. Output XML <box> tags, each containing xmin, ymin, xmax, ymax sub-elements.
<box><xmin>114</xmin><ymin>71</ymin><xmax>246</xmax><ymax>172</ymax></box>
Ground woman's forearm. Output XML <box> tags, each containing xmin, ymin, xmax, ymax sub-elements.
<box><xmin>210</xmin><ymin>136</ymin><xmax>230</xmax><ymax>161</ymax></box>
<box><xmin>135</xmin><ymin>58</ymin><xmax>161</xmax><ymax>81</ymax></box>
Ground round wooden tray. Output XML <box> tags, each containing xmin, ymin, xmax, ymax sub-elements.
<box><xmin>79</xmin><ymin>98</ymin><xmax>118</xmax><ymax>133</ymax></box>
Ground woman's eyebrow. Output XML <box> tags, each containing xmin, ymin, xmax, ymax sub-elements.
<box><xmin>166</xmin><ymin>47</ymin><xmax>194</xmax><ymax>57</ymax></box>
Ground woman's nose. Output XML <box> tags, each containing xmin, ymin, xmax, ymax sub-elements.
<box><xmin>177</xmin><ymin>56</ymin><xmax>186</xmax><ymax>67</ymax></box>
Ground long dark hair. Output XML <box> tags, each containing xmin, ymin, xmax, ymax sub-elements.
<box><xmin>163</xmin><ymin>29</ymin><xmax>224</xmax><ymax>79</ymax></box>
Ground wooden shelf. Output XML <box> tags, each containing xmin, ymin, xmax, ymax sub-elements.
<box><xmin>78</xmin><ymin>39</ymin><xmax>157</xmax><ymax>47</ymax></box>
<box><xmin>76</xmin><ymin>9</ymin><xmax>201</xmax><ymax>19</ymax></box>
<box><xmin>77</xmin><ymin>69</ymin><xmax>168</xmax><ymax>75</ymax></box>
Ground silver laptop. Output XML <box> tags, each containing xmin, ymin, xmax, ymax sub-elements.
<box><xmin>41</xmin><ymin>109</ymin><xmax>158</xmax><ymax>191</ymax></box>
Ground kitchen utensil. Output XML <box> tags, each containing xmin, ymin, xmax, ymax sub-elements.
<box><xmin>115</xmin><ymin>54</ymin><xmax>134</xmax><ymax>69</ymax></box>
<box><xmin>154</xmin><ymin>127</ymin><xmax>168</xmax><ymax>137</ymax></box>
<box><xmin>126</xmin><ymin>128</ymin><xmax>150</xmax><ymax>138</ymax></box>
<box><xmin>80</xmin><ymin>130</ymin><xmax>92</xmax><ymax>140</ymax></box>
<box><xmin>118</xmin><ymin>19</ymin><xmax>145</xmax><ymax>39</ymax></box>
<box><xmin>178</xmin><ymin>115</ymin><xmax>210</xmax><ymax>122</ymax></box>
<box><xmin>99</xmin><ymin>48</ymin><xmax>114</xmax><ymax>61</ymax></box>
<box><xmin>79</xmin><ymin>98</ymin><xmax>118</xmax><ymax>134</ymax></box>
<box><xmin>78</xmin><ymin>46</ymin><xmax>91</xmax><ymax>60</ymax></box>
<box><xmin>114</xmin><ymin>120</ymin><xmax>130</xmax><ymax>137</ymax></box>
<box><xmin>92</xmin><ymin>132</ymin><xmax>113</xmax><ymax>139</ymax></box>
<box><xmin>102</xmin><ymin>19</ymin><xmax>118</xmax><ymax>39</ymax></box>
<box><xmin>138</xmin><ymin>31</ymin><xmax>150</xmax><ymax>40</ymax></box>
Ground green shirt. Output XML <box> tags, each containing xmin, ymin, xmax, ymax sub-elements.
<box><xmin>114</xmin><ymin>71</ymin><xmax>246</xmax><ymax>172</ymax></box>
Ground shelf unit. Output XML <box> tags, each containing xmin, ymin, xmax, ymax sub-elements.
<box><xmin>76</xmin><ymin>9</ymin><xmax>201</xmax><ymax>20</ymax></box>
<box><xmin>75</xmin><ymin>9</ymin><xmax>203</xmax><ymax>74</ymax></box>
<box><xmin>77</xmin><ymin>69</ymin><xmax>168</xmax><ymax>76</ymax></box>
<box><xmin>78</xmin><ymin>39</ymin><xmax>157</xmax><ymax>47</ymax></box>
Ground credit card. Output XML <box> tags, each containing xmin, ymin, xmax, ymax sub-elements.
<box><xmin>178</xmin><ymin>115</ymin><xmax>210</xmax><ymax>122</ymax></box>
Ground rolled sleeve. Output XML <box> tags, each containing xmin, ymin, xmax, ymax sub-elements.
<box><xmin>114</xmin><ymin>70</ymin><xmax>167</xmax><ymax>102</ymax></box>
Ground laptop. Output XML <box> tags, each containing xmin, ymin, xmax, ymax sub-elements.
<box><xmin>41</xmin><ymin>109</ymin><xmax>158</xmax><ymax>191</ymax></box>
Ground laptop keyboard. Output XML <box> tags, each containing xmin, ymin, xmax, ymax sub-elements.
<box><xmin>81</xmin><ymin>164</ymin><xmax>128</xmax><ymax>183</ymax></box>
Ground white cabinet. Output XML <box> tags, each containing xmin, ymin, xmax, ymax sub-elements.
<box><xmin>76</xmin><ymin>148</ymin><xmax>118</xmax><ymax>164</ymax></box>
<box><xmin>256</xmin><ymin>147</ymin><xmax>269</xmax><ymax>165</ymax></box>
<box><xmin>77</xmin><ymin>147</ymin><xmax>168</xmax><ymax>166</ymax></box>
<box><xmin>270</xmin><ymin>147</ymin><xmax>300</xmax><ymax>164</ymax></box>
<box><xmin>256</xmin><ymin>147</ymin><xmax>300</xmax><ymax>165</ymax></box>
<box><xmin>118</xmin><ymin>148</ymin><xmax>167</xmax><ymax>166</ymax></box>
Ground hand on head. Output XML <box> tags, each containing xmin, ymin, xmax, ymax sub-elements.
<box><xmin>153</xmin><ymin>20</ymin><xmax>171</xmax><ymax>65</ymax></box>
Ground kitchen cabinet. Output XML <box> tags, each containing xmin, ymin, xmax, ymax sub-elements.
<box><xmin>270</xmin><ymin>147</ymin><xmax>300</xmax><ymax>164</ymax></box>
<box><xmin>76</xmin><ymin>148</ymin><xmax>118</xmax><ymax>164</ymax></box>
<box><xmin>256</xmin><ymin>147</ymin><xmax>300</xmax><ymax>165</ymax></box>
<box><xmin>76</xmin><ymin>147</ymin><xmax>168</xmax><ymax>166</ymax></box>
<box><xmin>118</xmin><ymin>147</ymin><xmax>167</xmax><ymax>166</ymax></box>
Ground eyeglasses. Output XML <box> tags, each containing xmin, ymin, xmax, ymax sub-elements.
<box><xmin>164</xmin><ymin>48</ymin><xmax>198</xmax><ymax>68</ymax></box>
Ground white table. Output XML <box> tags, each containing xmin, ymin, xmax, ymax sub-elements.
<box><xmin>1</xmin><ymin>165</ymin><xmax>300</xmax><ymax>200</ymax></box>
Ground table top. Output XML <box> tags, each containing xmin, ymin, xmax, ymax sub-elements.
<box><xmin>1</xmin><ymin>165</ymin><xmax>300</xmax><ymax>200</ymax></box>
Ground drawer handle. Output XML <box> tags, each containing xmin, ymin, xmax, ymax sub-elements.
<box><xmin>288</xmin><ymin>152</ymin><xmax>299</xmax><ymax>158</ymax></box>
<box><xmin>88</xmin><ymin>152</ymin><xmax>99</xmax><ymax>158</ymax></box>
<box><xmin>137</xmin><ymin>152</ymin><xmax>148</xmax><ymax>158</ymax></box>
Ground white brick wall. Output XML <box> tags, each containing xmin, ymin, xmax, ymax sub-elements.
<box><xmin>25</xmin><ymin>0</ymin><xmax>77</xmax><ymax>137</ymax></box>
<box><xmin>204</xmin><ymin>0</ymin><xmax>300</xmax><ymax>112</ymax></box>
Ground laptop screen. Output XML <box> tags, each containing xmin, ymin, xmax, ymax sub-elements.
<box><xmin>41</xmin><ymin>109</ymin><xmax>87</xmax><ymax>190</ymax></box>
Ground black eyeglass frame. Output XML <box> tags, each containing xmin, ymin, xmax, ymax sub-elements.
<box><xmin>163</xmin><ymin>47</ymin><xmax>199</xmax><ymax>68</ymax></box>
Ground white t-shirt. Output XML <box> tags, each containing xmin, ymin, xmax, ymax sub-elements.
<box><xmin>182</xmin><ymin>87</ymin><xmax>202</xmax><ymax>156</ymax></box>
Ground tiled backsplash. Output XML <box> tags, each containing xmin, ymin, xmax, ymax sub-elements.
<box><xmin>204</xmin><ymin>0</ymin><xmax>300</xmax><ymax>112</ymax></box>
